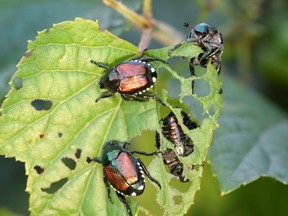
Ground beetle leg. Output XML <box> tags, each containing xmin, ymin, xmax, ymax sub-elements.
<box><xmin>198</xmin><ymin>42</ymin><xmax>212</xmax><ymax>62</ymax></box>
<box><xmin>170</xmin><ymin>163</ymin><xmax>189</xmax><ymax>183</ymax></box>
<box><xmin>89</xmin><ymin>158</ymin><xmax>115</xmax><ymax>202</ymax></box>
<box><xmin>121</xmin><ymin>94</ymin><xmax>146</xmax><ymax>102</ymax></box>
<box><xmin>168</xmin><ymin>40</ymin><xmax>186</xmax><ymax>56</ymax></box>
<box><xmin>138</xmin><ymin>93</ymin><xmax>166</xmax><ymax>106</ymax></box>
<box><xmin>210</xmin><ymin>52</ymin><xmax>222</xmax><ymax>74</ymax></box>
<box><xmin>122</xmin><ymin>93</ymin><xmax>166</xmax><ymax>106</ymax></box>
<box><xmin>142</xmin><ymin>94</ymin><xmax>166</xmax><ymax>106</ymax></box>
<box><xmin>181</xmin><ymin>110</ymin><xmax>198</xmax><ymax>130</ymax></box>
<box><xmin>141</xmin><ymin>57</ymin><xmax>168</xmax><ymax>65</ymax></box>
<box><xmin>155</xmin><ymin>132</ymin><xmax>161</xmax><ymax>149</ymax></box>
<box><xmin>123</xmin><ymin>141</ymin><xmax>131</xmax><ymax>149</ymax></box>
<box><xmin>216</xmin><ymin>63</ymin><xmax>221</xmax><ymax>75</ymax></box>
<box><xmin>103</xmin><ymin>176</ymin><xmax>113</xmax><ymax>203</ymax></box>
<box><xmin>95</xmin><ymin>92</ymin><xmax>115</xmax><ymax>103</ymax></box>
<box><xmin>131</xmin><ymin>48</ymin><xmax>147</xmax><ymax>60</ymax></box>
<box><xmin>90</xmin><ymin>157</ymin><xmax>102</xmax><ymax>163</ymax></box>
<box><xmin>169</xmin><ymin>161</ymin><xmax>183</xmax><ymax>175</ymax></box>
<box><xmin>136</xmin><ymin>158</ymin><xmax>161</xmax><ymax>189</ymax></box>
<box><xmin>185</xmin><ymin>35</ymin><xmax>198</xmax><ymax>43</ymax></box>
<box><xmin>189</xmin><ymin>58</ymin><xmax>196</xmax><ymax>94</ymax></box>
<box><xmin>131</xmin><ymin>150</ymin><xmax>160</xmax><ymax>156</ymax></box>
<box><xmin>90</xmin><ymin>60</ymin><xmax>111</xmax><ymax>70</ymax></box>
<box><xmin>115</xmin><ymin>193</ymin><xmax>132</xmax><ymax>216</ymax></box>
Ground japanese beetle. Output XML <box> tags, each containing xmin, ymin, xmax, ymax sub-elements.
<box><xmin>156</xmin><ymin>110</ymin><xmax>197</xmax><ymax>182</ymax></box>
<box><xmin>92</xmin><ymin>140</ymin><xmax>161</xmax><ymax>216</ymax></box>
<box><xmin>169</xmin><ymin>23</ymin><xmax>224</xmax><ymax>93</ymax></box>
<box><xmin>161</xmin><ymin>110</ymin><xmax>197</xmax><ymax>157</ymax></box>
<box><xmin>156</xmin><ymin>133</ymin><xmax>188</xmax><ymax>182</ymax></box>
<box><xmin>91</xmin><ymin>51</ymin><xmax>167</xmax><ymax>105</ymax></box>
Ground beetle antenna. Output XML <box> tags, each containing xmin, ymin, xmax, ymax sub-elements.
<box><xmin>183</xmin><ymin>22</ymin><xmax>189</xmax><ymax>27</ymax></box>
<box><xmin>90</xmin><ymin>60</ymin><xmax>110</xmax><ymax>69</ymax></box>
<box><xmin>88</xmin><ymin>157</ymin><xmax>102</xmax><ymax>163</ymax></box>
<box><xmin>95</xmin><ymin>92</ymin><xmax>115</xmax><ymax>103</ymax></box>
<box><xmin>131</xmin><ymin>48</ymin><xmax>148</xmax><ymax>60</ymax></box>
<box><xmin>123</xmin><ymin>141</ymin><xmax>131</xmax><ymax>149</ymax></box>
<box><xmin>141</xmin><ymin>58</ymin><xmax>168</xmax><ymax>64</ymax></box>
<box><xmin>141</xmin><ymin>48</ymin><xmax>148</xmax><ymax>56</ymax></box>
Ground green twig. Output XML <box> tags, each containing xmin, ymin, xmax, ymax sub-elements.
<box><xmin>103</xmin><ymin>0</ymin><xmax>184</xmax><ymax>47</ymax></box>
<box><xmin>103</xmin><ymin>0</ymin><xmax>149</xmax><ymax>28</ymax></box>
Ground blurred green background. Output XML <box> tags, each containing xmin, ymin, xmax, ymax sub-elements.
<box><xmin>1</xmin><ymin>0</ymin><xmax>288</xmax><ymax>215</ymax></box>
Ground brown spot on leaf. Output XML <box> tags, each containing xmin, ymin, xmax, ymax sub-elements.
<box><xmin>24</xmin><ymin>50</ymin><xmax>33</xmax><ymax>58</ymax></box>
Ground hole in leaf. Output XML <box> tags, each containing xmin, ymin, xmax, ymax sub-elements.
<box><xmin>218</xmin><ymin>87</ymin><xmax>223</xmax><ymax>94</ymax></box>
<box><xmin>39</xmin><ymin>133</ymin><xmax>44</xmax><ymax>139</ymax></box>
<box><xmin>13</xmin><ymin>77</ymin><xmax>23</xmax><ymax>90</ymax></box>
<box><xmin>34</xmin><ymin>165</ymin><xmax>44</xmax><ymax>174</ymax></box>
<box><xmin>184</xmin><ymin>96</ymin><xmax>206</xmax><ymax>121</ymax></box>
<box><xmin>86</xmin><ymin>157</ymin><xmax>92</xmax><ymax>163</ymax></box>
<box><xmin>58</xmin><ymin>132</ymin><xmax>63</xmax><ymax>138</ymax></box>
<box><xmin>166</xmin><ymin>78</ymin><xmax>181</xmax><ymax>99</ymax></box>
<box><xmin>168</xmin><ymin>57</ymin><xmax>191</xmax><ymax>79</ymax></box>
<box><xmin>75</xmin><ymin>148</ymin><xmax>82</xmax><ymax>159</ymax></box>
<box><xmin>192</xmin><ymin>164</ymin><xmax>202</xmax><ymax>172</ymax></box>
<box><xmin>173</xmin><ymin>195</ymin><xmax>183</xmax><ymax>205</ymax></box>
<box><xmin>169</xmin><ymin>177</ymin><xmax>191</xmax><ymax>193</ymax></box>
<box><xmin>208</xmin><ymin>104</ymin><xmax>216</xmax><ymax>116</ymax></box>
<box><xmin>193</xmin><ymin>79</ymin><xmax>211</xmax><ymax>97</ymax></box>
<box><xmin>41</xmin><ymin>178</ymin><xmax>68</xmax><ymax>194</ymax></box>
<box><xmin>61</xmin><ymin>157</ymin><xmax>76</xmax><ymax>170</ymax></box>
<box><xmin>24</xmin><ymin>50</ymin><xmax>33</xmax><ymax>58</ymax></box>
<box><xmin>193</xmin><ymin>64</ymin><xmax>207</xmax><ymax>77</ymax></box>
<box><xmin>31</xmin><ymin>99</ymin><xmax>52</xmax><ymax>111</ymax></box>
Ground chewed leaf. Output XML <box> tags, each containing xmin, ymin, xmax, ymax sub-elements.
<box><xmin>0</xmin><ymin>18</ymin><xmax>223</xmax><ymax>216</ymax></box>
<box><xmin>0</xmin><ymin>18</ymin><xmax>162</xmax><ymax>215</ymax></box>
<box><xmin>146</xmin><ymin>45</ymin><xmax>222</xmax><ymax>215</ymax></box>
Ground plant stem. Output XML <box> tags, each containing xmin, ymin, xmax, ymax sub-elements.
<box><xmin>103</xmin><ymin>0</ymin><xmax>148</xmax><ymax>28</ymax></box>
<box><xmin>143</xmin><ymin>0</ymin><xmax>152</xmax><ymax>20</ymax></box>
<box><xmin>138</xmin><ymin>0</ymin><xmax>153</xmax><ymax>50</ymax></box>
<box><xmin>102</xmin><ymin>0</ymin><xmax>184</xmax><ymax>47</ymax></box>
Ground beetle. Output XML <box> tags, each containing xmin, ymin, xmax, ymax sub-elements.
<box><xmin>92</xmin><ymin>140</ymin><xmax>161</xmax><ymax>216</ymax></box>
<box><xmin>156</xmin><ymin>133</ymin><xmax>188</xmax><ymax>182</ymax></box>
<box><xmin>156</xmin><ymin>110</ymin><xmax>198</xmax><ymax>182</ymax></box>
<box><xmin>91</xmin><ymin>51</ymin><xmax>167</xmax><ymax>105</ymax></box>
<box><xmin>169</xmin><ymin>23</ymin><xmax>224</xmax><ymax>93</ymax></box>
<box><xmin>161</xmin><ymin>110</ymin><xmax>197</xmax><ymax>157</ymax></box>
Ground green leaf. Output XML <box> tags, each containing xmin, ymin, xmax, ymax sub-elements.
<box><xmin>208</xmin><ymin>76</ymin><xmax>288</xmax><ymax>194</ymax></box>
<box><xmin>0</xmin><ymin>0</ymin><xmax>139</xmax><ymax>99</ymax></box>
<box><xmin>0</xmin><ymin>18</ymin><xmax>222</xmax><ymax>215</ymax></box>
<box><xmin>145</xmin><ymin>46</ymin><xmax>222</xmax><ymax>215</ymax></box>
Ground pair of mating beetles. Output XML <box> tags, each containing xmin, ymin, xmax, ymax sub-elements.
<box><xmin>91</xmin><ymin>23</ymin><xmax>223</xmax><ymax>215</ymax></box>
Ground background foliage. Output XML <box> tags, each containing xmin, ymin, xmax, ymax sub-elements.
<box><xmin>0</xmin><ymin>0</ymin><xmax>288</xmax><ymax>215</ymax></box>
